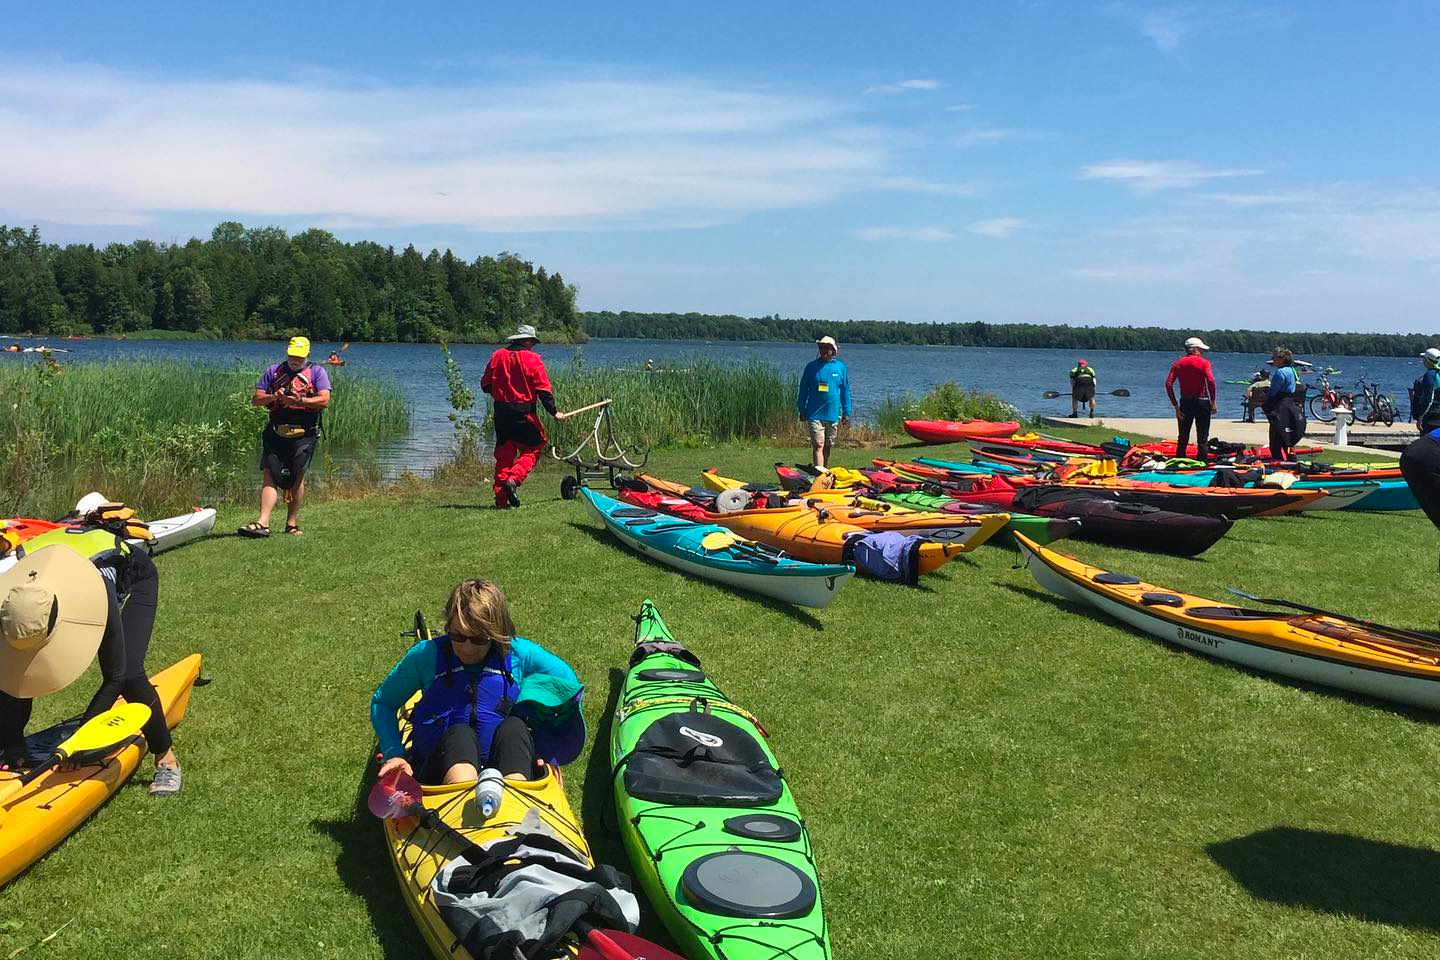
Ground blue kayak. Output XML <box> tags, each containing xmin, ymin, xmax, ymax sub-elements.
<box><xmin>580</xmin><ymin>487</ymin><xmax>854</xmax><ymax>608</ymax></box>
<box><xmin>915</xmin><ymin>456</ymin><xmax>1021</xmax><ymax>475</ymax></box>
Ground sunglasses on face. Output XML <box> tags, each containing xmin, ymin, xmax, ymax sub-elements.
<box><xmin>451</xmin><ymin>634</ymin><xmax>492</xmax><ymax>647</ymax></box>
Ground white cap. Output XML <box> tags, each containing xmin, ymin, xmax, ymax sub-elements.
<box><xmin>1184</xmin><ymin>337</ymin><xmax>1211</xmax><ymax>351</ymax></box>
<box><xmin>1422</xmin><ymin>348</ymin><xmax>1440</xmax><ymax>363</ymax></box>
<box><xmin>815</xmin><ymin>336</ymin><xmax>838</xmax><ymax>350</ymax></box>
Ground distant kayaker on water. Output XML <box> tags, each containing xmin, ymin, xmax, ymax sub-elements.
<box><xmin>371</xmin><ymin>579</ymin><xmax>584</xmax><ymax>787</ymax></box>
<box><xmin>797</xmin><ymin>336</ymin><xmax>852</xmax><ymax>471</ymax></box>
<box><xmin>1165</xmin><ymin>337</ymin><xmax>1217</xmax><ymax>460</ymax></box>
<box><xmin>239</xmin><ymin>336</ymin><xmax>331</xmax><ymax>538</ymax></box>
<box><xmin>1069</xmin><ymin>359</ymin><xmax>1096</xmax><ymax>418</ymax></box>
<box><xmin>481</xmin><ymin>325</ymin><xmax>566</xmax><ymax>509</ymax></box>
<box><xmin>1262</xmin><ymin>347</ymin><xmax>1305</xmax><ymax>461</ymax></box>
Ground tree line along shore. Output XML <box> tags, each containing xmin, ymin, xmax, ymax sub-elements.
<box><xmin>4</xmin><ymin>222</ymin><xmax>1431</xmax><ymax>355</ymax></box>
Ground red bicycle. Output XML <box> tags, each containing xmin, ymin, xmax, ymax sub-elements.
<box><xmin>1307</xmin><ymin>372</ymin><xmax>1355</xmax><ymax>423</ymax></box>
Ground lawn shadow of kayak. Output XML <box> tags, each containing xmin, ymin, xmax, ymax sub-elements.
<box><xmin>564</xmin><ymin>521</ymin><xmax>828</xmax><ymax>630</ymax></box>
<box><xmin>1209</xmin><ymin>827</ymin><xmax>1440</xmax><ymax>932</ymax></box>
<box><xmin>310</xmin><ymin>754</ymin><xmax>429</xmax><ymax>960</ymax></box>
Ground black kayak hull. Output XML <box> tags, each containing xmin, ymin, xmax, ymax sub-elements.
<box><xmin>1013</xmin><ymin>488</ymin><xmax>1233</xmax><ymax>556</ymax></box>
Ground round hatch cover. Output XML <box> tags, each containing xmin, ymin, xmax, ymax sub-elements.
<box><xmin>637</xmin><ymin>668</ymin><xmax>707</xmax><ymax>683</ymax></box>
<box><xmin>723</xmin><ymin>814</ymin><xmax>803</xmax><ymax>843</ymax></box>
<box><xmin>680</xmin><ymin>851</ymin><xmax>816</xmax><ymax>919</ymax></box>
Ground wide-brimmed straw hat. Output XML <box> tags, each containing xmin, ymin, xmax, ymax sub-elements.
<box><xmin>815</xmin><ymin>336</ymin><xmax>838</xmax><ymax>351</ymax></box>
<box><xmin>0</xmin><ymin>546</ymin><xmax>107</xmax><ymax>698</ymax></box>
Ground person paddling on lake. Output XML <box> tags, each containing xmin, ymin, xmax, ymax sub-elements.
<box><xmin>481</xmin><ymin>325</ymin><xmax>566</xmax><ymax>509</ymax></box>
<box><xmin>371</xmin><ymin>579</ymin><xmax>584</xmax><ymax>787</ymax></box>
<box><xmin>1262</xmin><ymin>346</ymin><xmax>1305</xmax><ymax>461</ymax></box>
<box><xmin>1165</xmin><ymin>337</ymin><xmax>1217</xmax><ymax>460</ymax></box>
<box><xmin>797</xmin><ymin>336</ymin><xmax>852</xmax><ymax>471</ymax></box>
<box><xmin>0</xmin><ymin>532</ymin><xmax>184</xmax><ymax>795</ymax></box>
<box><xmin>238</xmin><ymin>336</ymin><xmax>331</xmax><ymax>538</ymax></box>
<box><xmin>1069</xmin><ymin>359</ymin><xmax>1096</xmax><ymax>418</ymax></box>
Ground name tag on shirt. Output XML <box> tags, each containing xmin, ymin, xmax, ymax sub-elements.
<box><xmin>817</xmin><ymin>383</ymin><xmax>829</xmax><ymax>393</ymax></box>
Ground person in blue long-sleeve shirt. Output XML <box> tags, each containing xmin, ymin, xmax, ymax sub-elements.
<box><xmin>372</xmin><ymin>579</ymin><xmax>580</xmax><ymax>786</ymax></box>
<box><xmin>1261</xmin><ymin>347</ymin><xmax>1304</xmax><ymax>460</ymax></box>
<box><xmin>796</xmin><ymin>336</ymin><xmax>853</xmax><ymax>469</ymax></box>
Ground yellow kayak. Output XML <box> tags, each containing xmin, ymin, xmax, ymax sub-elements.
<box><xmin>382</xmin><ymin>696</ymin><xmax>590</xmax><ymax>959</ymax></box>
<box><xmin>0</xmin><ymin>655</ymin><xmax>202</xmax><ymax>887</ymax></box>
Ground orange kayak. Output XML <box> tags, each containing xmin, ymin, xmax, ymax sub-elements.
<box><xmin>635</xmin><ymin>475</ymin><xmax>964</xmax><ymax>573</ymax></box>
<box><xmin>0</xmin><ymin>655</ymin><xmax>202</xmax><ymax>887</ymax></box>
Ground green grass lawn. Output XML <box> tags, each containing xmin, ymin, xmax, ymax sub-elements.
<box><xmin>4</xmin><ymin>435</ymin><xmax>1439</xmax><ymax>960</ymax></box>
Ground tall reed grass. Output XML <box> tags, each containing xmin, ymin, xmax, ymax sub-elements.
<box><xmin>874</xmin><ymin>381</ymin><xmax>1026</xmax><ymax>433</ymax></box>
<box><xmin>0</xmin><ymin>358</ymin><xmax>409</xmax><ymax>517</ymax></box>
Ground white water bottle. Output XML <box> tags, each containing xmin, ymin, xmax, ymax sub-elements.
<box><xmin>475</xmin><ymin>767</ymin><xmax>505</xmax><ymax>819</ymax></box>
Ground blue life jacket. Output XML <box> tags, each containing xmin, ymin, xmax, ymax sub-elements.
<box><xmin>408</xmin><ymin>638</ymin><xmax>518</xmax><ymax>763</ymax></box>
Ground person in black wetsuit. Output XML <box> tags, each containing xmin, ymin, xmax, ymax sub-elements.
<box><xmin>0</xmin><ymin>537</ymin><xmax>183</xmax><ymax>795</ymax></box>
<box><xmin>1261</xmin><ymin>347</ymin><xmax>1305</xmax><ymax>461</ymax></box>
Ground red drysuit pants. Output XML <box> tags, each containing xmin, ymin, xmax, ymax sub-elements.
<box><xmin>493</xmin><ymin>441</ymin><xmax>543</xmax><ymax>505</ymax></box>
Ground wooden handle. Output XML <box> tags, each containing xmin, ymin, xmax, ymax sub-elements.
<box><xmin>557</xmin><ymin>398</ymin><xmax>612</xmax><ymax>419</ymax></box>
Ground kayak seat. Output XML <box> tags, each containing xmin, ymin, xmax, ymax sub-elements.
<box><xmin>1140</xmin><ymin>592</ymin><xmax>1185</xmax><ymax>607</ymax></box>
<box><xmin>612</xmin><ymin>507</ymin><xmax>657</xmax><ymax>518</ymax></box>
<box><xmin>622</xmin><ymin>712</ymin><xmax>782</xmax><ymax>807</ymax></box>
<box><xmin>680</xmin><ymin>850</ymin><xmax>817</xmax><ymax>919</ymax></box>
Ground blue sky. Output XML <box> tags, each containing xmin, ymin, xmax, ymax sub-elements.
<box><xmin>4</xmin><ymin>1</ymin><xmax>1438</xmax><ymax>332</ymax></box>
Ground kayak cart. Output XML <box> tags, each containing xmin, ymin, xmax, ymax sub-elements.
<box><xmin>552</xmin><ymin>399</ymin><xmax>649</xmax><ymax>500</ymax></box>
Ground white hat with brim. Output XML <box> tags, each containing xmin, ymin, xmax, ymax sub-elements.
<box><xmin>1184</xmin><ymin>337</ymin><xmax>1211</xmax><ymax>351</ymax></box>
<box><xmin>0</xmin><ymin>546</ymin><xmax>107</xmax><ymax>698</ymax></box>
<box><xmin>1422</xmin><ymin>349</ymin><xmax>1440</xmax><ymax>362</ymax></box>
<box><xmin>506</xmin><ymin>325</ymin><xmax>540</xmax><ymax>341</ymax></box>
<box><xmin>815</xmin><ymin>336</ymin><xmax>838</xmax><ymax>350</ymax></box>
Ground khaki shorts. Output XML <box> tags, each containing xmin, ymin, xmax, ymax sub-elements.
<box><xmin>807</xmin><ymin>419</ymin><xmax>838</xmax><ymax>447</ymax></box>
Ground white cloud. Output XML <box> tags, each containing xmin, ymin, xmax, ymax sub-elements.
<box><xmin>1080</xmin><ymin>160</ymin><xmax>1263</xmax><ymax>192</ymax></box>
<box><xmin>0</xmin><ymin>61</ymin><xmax>938</xmax><ymax>232</ymax></box>
<box><xmin>968</xmin><ymin>217</ymin><xmax>1026</xmax><ymax>238</ymax></box>
<box><xmin>1139</xmin><ymin>8</ymin><xmax>1193</xmax><ymax>51</ymax></box>
<box><xmin>1106</xmin><ymin>2</ymin><xmax>1286</xmax><ymax>53</ymax></box>
<box><xmin>864</xmin><ymin>78</ymin><xmax>943</xmax><ymax>95</ymax></box>
<box><xmin>853</xmin><ymin>226</ymin><xmax>956</xmax><ymax>242</ymax></box>
<box><xmin>954</xmin><ymin>128</ymin><xmax>1050</xmax><ymax>148</ymax></box>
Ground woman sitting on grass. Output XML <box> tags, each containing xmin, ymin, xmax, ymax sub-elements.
<box><xmin>371</xmin><ymin>579</ymin><xmax>583</xmax><ymax>786</ymax></box>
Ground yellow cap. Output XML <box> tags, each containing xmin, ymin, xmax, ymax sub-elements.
<box><xmin>287</xmin><ymin>336</ymin><xmax>311</xmax><ymax>358</ymax></box>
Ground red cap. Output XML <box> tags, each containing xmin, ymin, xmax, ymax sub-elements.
<box><xmin>1077</xmin><ymin>359</ymin><xmax>1087</xmax><ymax>366</ymax></box>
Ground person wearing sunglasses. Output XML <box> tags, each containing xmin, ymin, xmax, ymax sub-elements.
<box><xmin>370</xmin><ymin>579</ymin><xmax>583</xmax><ymax>787</ymax></box>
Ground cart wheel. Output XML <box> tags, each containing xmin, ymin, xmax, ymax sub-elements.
<box><xmin>560</xmin><ymin>475</ymin><xmax>581</xmax><ymax>500</ymax></box>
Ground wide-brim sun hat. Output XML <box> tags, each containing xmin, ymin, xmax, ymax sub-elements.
<box><xmin>512</xmin><ymin>673</ymin><xmax>585</xmax><ymax>766</ymax></box>
<box><xmin>507</xmin><ymin>324</ymin><xmax>540</xmax><ymax>341</ymax></box>
<box><xmin>1183</xmin><ymin>337</ymin><xmax>1211</xmax><ymax>351</ymax></box>
<box><xmin>815</xmin><ymin>336</ymin><xmax>838</xmax><ymax>351</ymax></box>
<box><xmin>0</xmin><ymin>546</ymin><xmax>107</xmax><ymax>698</ymax></box>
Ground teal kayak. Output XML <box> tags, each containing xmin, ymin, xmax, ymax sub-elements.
<box><xmin>611</xmin><ymin>600</ymin><xmax>831</xmax><ymax>960</ymax></box>
<box><xmin>1124</xmin><ymin>470</ymin><xmax>1411</xmax><ymax>510</ymax></box>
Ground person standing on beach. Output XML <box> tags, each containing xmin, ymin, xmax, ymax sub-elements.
<box><xmin>1164</xmin><ymin>337</ymin><xmax>1217</xmax><ymax>460</ymax></box>
<box><xmin>1409</xmin><ymin>348</ymin><xmax>1440</xmax><ymax>431</ymax></box>
<box><xmin>1262</xmin><ymin>347</ymin><xmax>1305</xmax><ymax>461</ymax></box>
<box><xmin>239</xmin><ymin>336</ymin><xmax>331</xmax><ymax>537</ymax></box>
<box><xmin>481</xmin><ymin>324</ymin><xmax>564</xmax><ymax>509</ymax></box>
<box><xmin>797</xmin><ymin>336</ymin><xmax>852</xmax><ymax>470</ymax></box>
<box><xmin>1069</xmin><ymin>359</ymin><xmax>1096</xmax><ymax>418</ymax></box>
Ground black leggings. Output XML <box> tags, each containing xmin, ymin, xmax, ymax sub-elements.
<box><xmin>1177</xmin><ymin>396</ymin><xmax>1212</xmax><ymax>459</ymax></box>
<box><xmin>0</xmin><ymin>551</ymin><xmax>168</xmax><ymax>761</ymax></box>
<box><xmin>416</xmin><ymin>716</ymin><xmax>538</xmax><ymax>784</ymax></box>
<box><xmin>1401</xmin><ymin>434</ymin><xmax>1440</xmax><ymax>530</ymax></box>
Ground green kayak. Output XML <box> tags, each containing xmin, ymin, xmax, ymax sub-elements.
<box><xmin>611</xmin><ymin>600</ymin><xmax>831</xmax><ymax>960</ymax></box>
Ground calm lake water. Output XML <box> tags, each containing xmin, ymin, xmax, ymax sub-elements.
<box><xmin>3</xmin><ymin>336</ymin><xmax>1424</xmax><ymax>472</ymax></box>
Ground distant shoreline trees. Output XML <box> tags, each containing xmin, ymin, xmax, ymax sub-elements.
<box><xmin>580</xmin><ymin>311</ymin><xmax>1439</xmax><ymax>357</ymax></box>
<box><xmin>0</xmin><ymin>223</ymin><xmax>582</xmax><ymax>343</ymax></box>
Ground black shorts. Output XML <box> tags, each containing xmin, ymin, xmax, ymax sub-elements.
<box><xmin>1072</xmin><ymin>379</ymin><xmax>1096</xmax><ymax>402</ymax></box>
<box><xmin>261</xmin><ymin>427</ymin><xmax>317</xmax><ymax>490</ymax></box>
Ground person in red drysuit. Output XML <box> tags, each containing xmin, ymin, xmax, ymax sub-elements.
<box><xmin>1165</xmin><ymin>336</ymin><xmax>1218</xmax><ymax>460</ymax></box>
<box><xmin>480</xmin><ymin>325</ymin><xmax>565</xmax><ymax>509</ymax></box>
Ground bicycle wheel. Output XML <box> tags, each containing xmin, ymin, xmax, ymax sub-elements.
<box><xmin>1309</xmin><ymin>394</ymin><xmax>1335</xmax><ymax>422</ymax></box>
<box><xmin>1377</xmin><ymin>396</ymin><xmax>1397</xmax><ymax>427</ymax></box>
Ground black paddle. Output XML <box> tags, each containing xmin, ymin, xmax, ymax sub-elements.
<box><xmin>1042</xmin><ymin>388</ymin><xmax>1131</xmax><ymax>399</ymax></box>
<box><xmin>1225</xmin><ymin>588</ymin><xmax>1440</xmax><ymax>651</ymax></box>
<box><xmin>367</xmin><ymin>769</ymin><xmax>682</xmax><ymax>960</ymax></box>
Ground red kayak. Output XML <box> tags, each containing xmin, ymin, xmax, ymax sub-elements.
<box><xmin>904</xmin><ymin>419</ymin><xmax>1021</xmax><ymax>444</ymax></box>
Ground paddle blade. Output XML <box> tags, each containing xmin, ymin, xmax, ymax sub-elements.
<box><xmin>700</xmin><ymin>530</ymin><xmax>741</xmax><ymax>551</ymax></box>
<box><xmin>576</xmin><ymin>929</ymin><xmax>686</xmax><ymax>960</ymax></box>
<box><xmin>1041</xmin><ymin>390</ymin><xmax>1061</xmax><ymax>399</ymax></box>
<box><xmin>367</xmin><ymin>767</ymin><xmax>424</xmax><ymax>819</ymax></box>
<box><xmin>57</xmin><ymin>703</ymin><xmax>152</xmax><ymax>760</ymax></box>
<box><xmin>1110</xmin><ymin>388</ymin><xmax>1132</xmax><ymax>397</ymax></box>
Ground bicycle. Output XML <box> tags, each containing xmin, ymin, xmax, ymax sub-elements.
<box><xmin>1352</xmin><ymin>376</ymin><xmax>1397</xmax><ymax>426</ymax></box>
<box><xmin>1307</xmin><ymin>372</ymin><xmax>1355</xmax><ymax>423</ymax></box>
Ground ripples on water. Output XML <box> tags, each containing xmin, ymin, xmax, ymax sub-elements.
<box><xmin>3</xmin><ymin>337</ymin><xmax>1424</xmax><ymax>473</ymax></box>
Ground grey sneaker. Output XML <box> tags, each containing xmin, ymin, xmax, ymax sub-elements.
<box><xmin>150</xmin><ymin>762</ymin><xmax>182</xmax><ymax>797</ymax></box>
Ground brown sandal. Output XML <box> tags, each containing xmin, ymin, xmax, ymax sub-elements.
<box><xmin>237</xmin><ymin>521</ymin><xmax>271</xmax><ymax>538</ymax></box>
<box><xmin>284</xmin><ymin>524</ymin><xmax>303</xmax><ymax>536</ymax></box>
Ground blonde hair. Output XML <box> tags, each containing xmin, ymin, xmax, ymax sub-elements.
<box><xmin>444</xmin><ymin>579</ymin><xmax>515</xmax><ymax>655</ymax></box>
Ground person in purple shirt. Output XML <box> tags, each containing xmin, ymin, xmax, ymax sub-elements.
<box><xmin>238</xmin><ymin>336</ymin><xmax>331</xmax><ymax>537</ymax></box>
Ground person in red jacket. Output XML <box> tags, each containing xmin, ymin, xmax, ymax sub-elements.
<box><xmin>481</xmin><ymin>325</ymin><xmax>565</xmax><ymax>509</ymax></box>
<box><xmin>1165</xmin><ymin>336</ymin><xmax>1218</xmax><ymax>459</ymax></box>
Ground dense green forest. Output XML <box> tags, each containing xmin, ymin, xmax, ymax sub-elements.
<box><xmin>0</xmin><ymin>223</ymin><xmax>581</xmax><ymax>342</ymax></box>
<box><xmin>581</xmin><ymin>311</ymin><xmax>1439</xmax><ymax>356</ymax></box>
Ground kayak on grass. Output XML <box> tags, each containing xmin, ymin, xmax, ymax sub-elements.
<box><xmin>1</xmin><ymin>506</ymin><xmax>217</xmax><ymax>564</ymax></box>
<box><xmin>1026</xmin><ymin>478</ymin><xmax>1326</xmax><ymax>519</ymax></box>
<box><xmin>902</xmin><ymin>419</ymin><xmax>1020</xmax><ymax>444</ymax></box>
<box><xmin>1016</xmin><ymin>534</ymin><xmax>1440</xmax><ymax>711</ymax></box>
<box><xmin>1123</xmin><ymin>470</ymin><xmax>1407</xmax><ymax>511</ymax></box>
<box><xmin>582</xmin><ymin>487</ymin><xmax>854</xmax><ymax>609</ymax></box>
<box><xmin>1010</xmin><ymin>487</ymin><xmax>1233</xmax><ymax>556</ymax></box>
<box><xmin>612</xmin><ymin>600</ymin><xmax>831</xmax><ymax>960</ymax></box>
<box><xmin>0</xmin><ymin>655</ymin><xmax>202</xmax><ymax>887</ymax></box>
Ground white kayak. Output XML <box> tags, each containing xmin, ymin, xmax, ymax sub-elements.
<box><xmin>139</xmin><ymin>507</ymin><xmax>217</xmax><ymax>554</ymax></box>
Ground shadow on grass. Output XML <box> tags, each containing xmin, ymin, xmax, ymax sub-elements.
<box><xmin>997</xmin><ymin>582</ymin><xmax>1440</xmax><ymax>723</ymax></box>
<box><xmin>1208</xmin><ymin>827</ymin><xmax>1440</xmax><ymax>932</ymax></box>
<box><xmin>565</xmin><ymin>522</ymin><xmax>827</xmax><ymax>630</ymax></box>
<box><xmin>311</xmin><ymin>756</ymin><xmax>426</xmax><ymax>960</ymax></box>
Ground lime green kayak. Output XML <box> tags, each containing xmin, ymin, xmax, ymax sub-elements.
<box><xmin>610</xmin><ymin>600</ymin><xmax>831</xmax><ymax>960</ymax></box>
